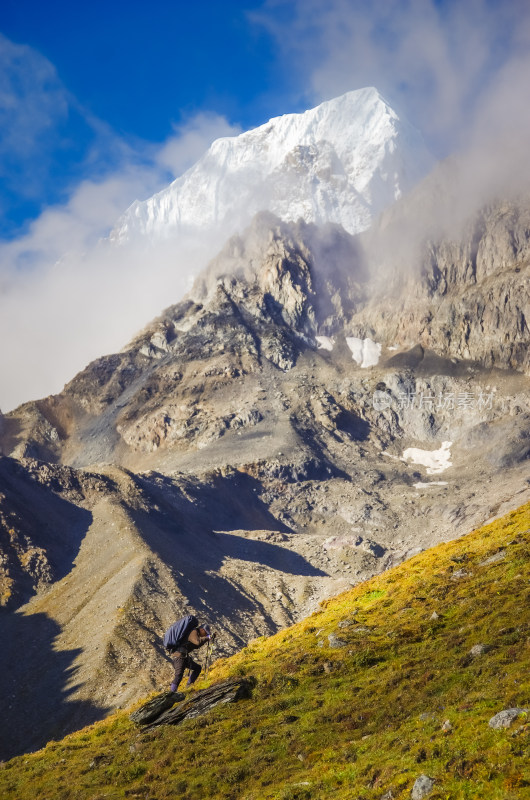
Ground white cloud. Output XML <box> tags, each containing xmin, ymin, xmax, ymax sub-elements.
<box><xmin>0</xmin><ymin>34</ymin><xmax>68</xmax><ymax>153</ymax></box>
<box><xmin>0</xmin><ymin>33</ymin><xmax>70</xmax><ymax>203</ymax></box>
<box><xmin>0</xmin><ymin>105</ymin><xmax>241</xmax><ymax>411</ymax></box>
<box><xmin>156</xmin><ymin>112</ymin><xmax>239</xmax><ymax>174</ymax></box>
<box><xmin>255</xmin><ymin>0</ymin><xmax>530</xmax><ymax>157</ymax></box>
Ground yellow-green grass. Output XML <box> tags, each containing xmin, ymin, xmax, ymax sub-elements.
<box><xmin>1</xmin><ymin>503</ymin><xmax>529</xmax><ymax>800</ymax></box>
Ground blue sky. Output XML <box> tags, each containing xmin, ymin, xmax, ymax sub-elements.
<box><xmin>0</xmin><ymin>0</ymin><xmax>294</xmax><ymax>237</ymax></box>
<box><xmin>0</xmin><ymin>0</ymin><xmax>529</xmax><ymax>409</ymax></box>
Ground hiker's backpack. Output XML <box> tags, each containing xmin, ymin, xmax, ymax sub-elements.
<box><xmin>163</xmin><ymin>614</ymin><xmax>198</xmax><ymax>652</ymax></box>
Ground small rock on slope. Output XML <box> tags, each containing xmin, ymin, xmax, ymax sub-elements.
<box><xmin>411</xmin><ymin>774</ymin><xmax>435</xmax><ymax>799</ymax></box>
<box><xmin>488</xmin><ymin>708</ymin><xmax>529</xmax><ymax>729</ymax></box>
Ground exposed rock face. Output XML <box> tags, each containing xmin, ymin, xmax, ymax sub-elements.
<box><xmin>0</xmin><ymin>457</ymin><xmax>333</xmax><ymax>760</ymax></box>
<box><xmin>139</xmin><ymin>677</ymin><xmax>255</xmax><ymax>730</ymax></box>
<box><xmin>129</xmin><ymin>690</ymin><xmax>185</xmax><ymax>725</ymax></box>
<box><xmin>355</xmin><ymin>182</ymin><xmax>530</xmax><ymax>374</ymax></box>
<box><xmin>190</xmin><ymin>212</ymin><xmax>365</xmax><ymax>333</ymax></box>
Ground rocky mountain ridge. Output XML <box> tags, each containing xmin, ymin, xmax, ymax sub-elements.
<box><xmin>354</xmin><ymin>169</ymin><xmax>530</xmax><ymax>374</ymax></box>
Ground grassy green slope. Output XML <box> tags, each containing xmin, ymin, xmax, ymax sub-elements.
<box><xmin>1</xmin><ymin>503</ymin><xmax>529</xmax><ymax>800</ymax></box>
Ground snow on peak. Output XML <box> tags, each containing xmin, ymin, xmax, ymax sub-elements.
<box><xmin>112</xmin><ymin>87</ymin><xmax>433</xmax><ymax>244</ymax></box>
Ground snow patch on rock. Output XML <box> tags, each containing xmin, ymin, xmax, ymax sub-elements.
<box><xmin>346</xmin><ymin>337</ymin><xmax>382</xmax><ymax>367</ymax></box>
<box><xmin>403</xmin><ymin>442</ymin><xmax>453</xmax><ymax>474</ymax></box>
<box><xmin>315</xmin><ymin>336</ymin><xmax>335</xmax><ymax>351</ymax></box>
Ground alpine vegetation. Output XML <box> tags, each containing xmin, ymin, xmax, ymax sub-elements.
<box><xmin>1</xmin><ymin>503</ymin><xmax>528</xmax><ymax>799</ymax></box>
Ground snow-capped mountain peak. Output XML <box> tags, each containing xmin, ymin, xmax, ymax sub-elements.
<box><xmin>112</xmin><ymin>87</ymin><xmax>433</xmax><ymax>244</ymax></box>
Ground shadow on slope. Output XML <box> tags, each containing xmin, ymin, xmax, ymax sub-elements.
<box><xmin>0</xmin><ymin>457</ymin><xmax>93</xmax><ymax>609</ymax></box>
<box><xmin>138</xmin><ymin>470</ymin><xmax>295</xmax><ymax>534</ymax></box>
<box><xmin>137</xmin><ymin>518</ymin><xmax>327</xmax><ymax>647</ymax></box>
<box><xmin>0</xmin><ymin>611</ymin><xmax>109</xmax><ymax>761</ymax></box>
<box><xmin>129</xmin><ymin>471</ymin><xmax>327</xmax><ymax>644</ymax></box>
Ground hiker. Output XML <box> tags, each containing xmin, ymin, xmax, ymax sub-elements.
<box><xmin>166</xmin><ymin>619</ymin><xmax>214</xmax><ymax>692</ymax></box>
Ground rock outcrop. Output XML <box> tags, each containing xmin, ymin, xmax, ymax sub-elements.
<box><xmin>355</xmin><ymin>173</ymin><xmax>530</xmax><ymax>374</ymax></box>
<box><xmin>138</xmin><ymin>677</ymin><xmax>255</xmax><ymax>730</ymax></box>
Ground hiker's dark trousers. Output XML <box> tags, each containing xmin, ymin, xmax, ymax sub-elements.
<box><xmin>171</xmin><ymin>651</ymin><xmax>201</xmax><ymax>689</ymax></box>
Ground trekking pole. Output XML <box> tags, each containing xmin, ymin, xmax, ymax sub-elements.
<box><xmin>204</xmin><ymin>639</ymin><xmax>212</xmax><ymax>679</ymax></box>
